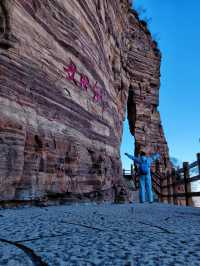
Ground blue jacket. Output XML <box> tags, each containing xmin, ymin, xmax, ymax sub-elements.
<box><xmin>125</xmin><ymin>153</ymin><xmax>160</xmax><ymax>176</ymax></box>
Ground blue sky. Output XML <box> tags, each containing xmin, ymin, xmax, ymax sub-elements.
<box><xmin>120</xmin><ymin>0</ymin><xmax>200</xmax><ymax>170</ymax></box>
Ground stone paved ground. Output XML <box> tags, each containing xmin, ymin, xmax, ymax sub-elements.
<box><xmin>0</xmin><ymin>202</ymin><xmax>200</xmax><ymax>266</ymax></box>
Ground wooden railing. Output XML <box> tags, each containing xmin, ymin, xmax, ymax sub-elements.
<box><xmin>152</xmin><ymin>153</ymin><xmax>200</xmax><ymax>206</ymax></box>
<box><xmin>122</xmin><ymin>169</ymin><xmax>132</xmax><ymax>176</ymax></box>
<box><xmin>123</xmin><ymin>153</ymin><xmax>200</xmax><ymax>206</ymax></box>
<box><xmin>122</xmin><ymin>167</ymin><xmax>138</xmax><ymax>189</ymax></box>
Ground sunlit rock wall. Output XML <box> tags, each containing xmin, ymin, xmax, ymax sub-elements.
<box><xmin>0</xmin><ymin>0</ymin><xmax>170</xmax><ymax>202</ymax></box>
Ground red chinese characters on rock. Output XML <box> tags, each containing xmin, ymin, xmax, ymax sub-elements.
<box><xmin>63</xmin><ymin>60</ymin><xmax>103</xmax><ymax>103</ymax></box>
<box><xmin>63</xmin><ymin>62</ymin><xmax>77</xmax><ymax>82</ymax></box>
<box><xmin>80</xmin><ymin>74</ymin><xmax>89</xmax><ymax>91</ymax></box>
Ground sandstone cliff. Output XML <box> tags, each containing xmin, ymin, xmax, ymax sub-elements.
<box><xmin>0</xmin><ymin>0</ymin><xmax>171</xmax><ymax>203</ymax></box>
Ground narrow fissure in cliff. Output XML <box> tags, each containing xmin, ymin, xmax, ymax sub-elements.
<box><xmin>120</xmin><ymin>85</ymin><xmax>136</xmax><ymax>171</ymax></box>
<box><xmin>127</xmin><ymin>86</ymin><xmax>137</xmax><ymax>155</ymax></box>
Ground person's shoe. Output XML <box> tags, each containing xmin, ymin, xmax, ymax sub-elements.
<box><xmin>149</xmin><ymin>201</ymin><xmax>153</xmax><ymax>204</ymax></box>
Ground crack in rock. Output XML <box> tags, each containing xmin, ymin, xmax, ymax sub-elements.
<box><xmin>0</xmin><ymin>238</ymin><xmax>48</xmax><ymax>266</ymax></box>
<box><xmin>3</xmin><ymin>220</ymin><xmax>176</xmax><ymax>254</ymax></box>
<box><xmin>60</xmin><ymin>220</ymin><xmax>171</xmax><ymax>236</ymax></box>
<box><xmin>164</xmin><ymin>215</ymin><xmax>186</xmax><ymax>221</ymax></box>
<box><xmin>61</xmin><ymin>221</ymin><xmax>104</xmax><ymax>231</ymax></box>
<box><xmin>137</xmin><ymin>221</ymin><xmax>174</xmax><ymax>234</ymax></box>
<box><xmin>16</xmin><ymin>228</ymin><xmax>167</xmax><ymax>245</ymax></box>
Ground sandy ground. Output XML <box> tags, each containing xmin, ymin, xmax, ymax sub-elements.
<box><xmin>0</xmin><ymin>202</ymin><xmax>200</xmax><ymax>266</ymax></box>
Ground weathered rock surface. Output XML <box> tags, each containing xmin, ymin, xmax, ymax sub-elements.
<box><xmin>0</xmin><ymin>0</ymin><xmax>171</xmax><ymax>203</ymax></box>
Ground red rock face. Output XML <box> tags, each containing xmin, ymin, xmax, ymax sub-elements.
<box><xmin>0</xmin><ymin>0</ymin><xmax>171</xmax><ymax>202</ymax></box>
<box><xmin>126</xmin><ymin>11</ymin><xmax>171</xmax><ymax>172</ymax></box>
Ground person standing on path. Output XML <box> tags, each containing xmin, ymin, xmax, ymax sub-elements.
<box><xmin>124</xmin><ymin>151</ymin><xmax>160</xmax><ymax>203</ymax></box>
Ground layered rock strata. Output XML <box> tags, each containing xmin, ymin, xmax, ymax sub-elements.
<box><xmin>0</xmin><ymin>0</ymin><xmax>171</xmax><ymax>202</ymax></box>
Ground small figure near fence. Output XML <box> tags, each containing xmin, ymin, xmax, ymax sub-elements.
<box><xmin>125</xmin><ymin>151</ymin><xmax>160</xmax><ymax>203</ymax></box>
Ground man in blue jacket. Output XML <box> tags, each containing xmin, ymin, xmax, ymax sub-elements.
<box><xmin>125</xmin><ymin>151</ymin><xmax>160</xmax><ymax>203</ymax></box>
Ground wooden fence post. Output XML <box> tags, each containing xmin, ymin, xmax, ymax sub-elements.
<box><xmin>167</xmin><ymin>171</ymin><xmax>170</xmax><ymax>203</ymax></box>
<box><xmin>197</xmin><ymin>153</ymin><xmax>200</xmax><ymax>175</ymax></box>
<box><xmin>183</xmin><ymin>162</ymin><xmax>191</xmax><ymax>206</ymax></box>
<box><xmin>170</xmin><ymin>172</ymin><xmax>173</xmax><ymax>203</ymax></box>
<box><xmin>130</xmin><ymin>164</ymin><xmax>135</xmax><ymax>189</ymax></box>
<box><xmin>160</xmin><ymin>177</ymin><xmax>163</xmax><ymax>202</ymax></box>
<box><xmin>131</xmin><ymin>164</ymin><xmax>134</xmax><ymax>176</ymax></box>
<box><xmin>172</xmin><ymin>168</ymin><xmax>177</xmax><ymax>205</ymax></box>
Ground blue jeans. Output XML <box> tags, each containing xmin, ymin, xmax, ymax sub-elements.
<box><xmin>139</xmin><ymin>174</ymin><xmax>153</xmax><ymax>203</ymax></box>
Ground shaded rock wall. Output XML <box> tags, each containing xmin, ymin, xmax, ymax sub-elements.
<box><xmin>0</xmin><ymin>0</ymin><xmax>170</xmax><ymax>202</ymax></box>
